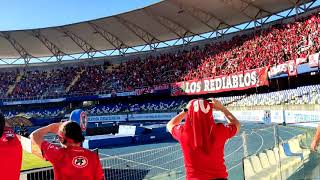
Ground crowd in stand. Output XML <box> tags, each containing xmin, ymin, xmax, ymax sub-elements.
<box><xmin>10</xmin><ymin>67</ymin><xmax>79</xmax><ymax>98</ymax></box>
<box><xmin>0</xmin><ymin>71</ymin><xmax>18</xmax><ymax>97</ymax></box>
<box><xmin>70</xmin><ymin>84</ymin><xmax>320</xmax><ymax>116</ymax></box>
<box><xmin>4</xmin><ymin>107</ymin><xmax>64</xmax><ymax>118</ymax></box>
<box><xmin>2</xmin><ymin>83</ymin><xmax>320</xmax><ymax>118</ymax></box>
<box><xmin>0</xmin><ymin>13</ymin><xmax>319</xmax><ymax>98</ymax></box>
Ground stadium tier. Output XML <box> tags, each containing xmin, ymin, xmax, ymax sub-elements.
<box><xmin>230</xmin><ymin>84</ymin><xmax>320</xmax><ymax>106</ymax></box>
<box><xmin>0</xmin><ymin>12</ymin><xmax>319</xmax><ymax>98</ymax></box>
<box><xmin>3</xmin><ymin>107</ymin><xmax>64</xmax><ymax>119</ymax></box>
<box><xmin>2</xmin><ymin>84</ymin><xmax>319</xmax><ymax>119</ymax></box>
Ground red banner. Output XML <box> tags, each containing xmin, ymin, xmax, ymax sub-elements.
<box><xmin>309</xmin><ymin>53</ymin><xmax>319</xmax><ymax>67</ymax></box>
<box><xmin>287</xmin><ymin>60</ymin><xmax>298</xmax><ymax>76</ymax></box>
<box><xmin>171</xmin><ymin>67</ymin><xmax>269</xmax><ymax>96</ymax></box>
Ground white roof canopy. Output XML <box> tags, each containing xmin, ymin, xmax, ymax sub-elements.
<box><xmin>0</xmin><ymin>0</ymin><xmax>315</xmax><ymax>63</ymax></box>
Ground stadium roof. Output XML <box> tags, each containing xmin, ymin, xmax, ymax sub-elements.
<box><xmin>0</xmin><ymin>0</ymin><xmax>317</xmax><ymax>64</ymax></box>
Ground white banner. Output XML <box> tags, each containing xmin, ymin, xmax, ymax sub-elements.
<box><xmin>128</xmin><ymin>112</ymin><xmax>177</xmax><ymax>121</ymax></box>
<box><xmin>213</xmin><ymin>110</ymin><xmax>266</xmax><ymax>122</ymax></box>
<box><xmin>88</xmin><ymin>115</ymin><xmax>127</xmax><ymax>122</ymax></box>
<box><xmin>269</xmin><ymin>63</ymin><xmax>288</xmax><ymax>77</ymax></box>
<box><xmin>271</xmin><ymin>110</ymin><xmax>284</xmax><ymax>123</ymax></box>
<box><xmin>296</xmin><ymin>57</ymin><xmax>308</xmax><ymax>65</ymax></box>
<box><xmin>118</xmin><ymin>125</ymin><xmax>136</xmax><ymax>136</ymax></box>
<box><xmin>284</xmin><ymin>110</ymin><xmax>320</xmax><ymax>124</ymax></box>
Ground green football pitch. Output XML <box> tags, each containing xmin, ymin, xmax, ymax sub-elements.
<box><xmin>21</xmin><ymin>150</ymin><xmax>52</xmax><ymax>171</ymax></box>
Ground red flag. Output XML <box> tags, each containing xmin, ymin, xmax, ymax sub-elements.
<box><xmin>258</xmin><ymin>66</ymin><xmax>269</xmax><ymax>86</ymax></box>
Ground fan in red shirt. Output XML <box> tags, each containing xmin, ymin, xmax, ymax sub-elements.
<box><xmin>31</xmin><ymin>121</ymin><xmax>105</xmax><ymax>180</ymax></box>
<box><xmin>0</xmin><ymin>112</ymin><xmax>22</xmax><ymax>180</ymax></box>
<box><xmin>167</xmin><ymin>99</ymin><xmax>240</xmax><ymax>180</ymax></box>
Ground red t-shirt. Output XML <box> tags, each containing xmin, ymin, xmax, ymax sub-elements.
<box><xmin>41</xmin><ymin>141</ymin><xmax>105</xmax><ymax>180</ymax></box>
<box><xmin>172</xmin><ymin>123</ymin><xmax>237</xmax><ymax>180</ymax></box>
<box><xmin>0</xmin><ymin>128</ymin><xmax>22</xmax><ymax>180</ymax></box>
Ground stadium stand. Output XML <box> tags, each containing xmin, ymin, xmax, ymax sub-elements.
<box><xmin>86</xmin><ymin>99</ymin><xmax>186</xmax><ymax>115</ymax></box>
<box><xmin>0</xmin><ymin>71</ymin><xmax>18</xmax><ymax>97</ymax></box>
<box><xmin>10</xmin><ymin>67</ymin><xmax>79</xmax><ymax>98</ymax></box>
<box><xmin>0</xmin><ymin>12</ymin><xmax>319</xmax><ymax>98</ymax></box>
<box><xmin>3</xmin><ymin>83</ymin><xmax>319</xmax><ymax>118</ymax></box>
<box><xmin>74</xmin><ymin>84</ymin><xmax>320</xmax><ymax>115</ymax></box>
<box><xmin>0</xmin><ymin>82</ymin><xmax>319</xmax><ymax>120</ymax></box>
<box><xmin>230</xmin><ymin>84</ymin><xmax>320</xmax><ymax>106</ymax></box>
<box><xmin>3</xmin><ymin>107</ymin><xmax>64</xmax><ymax>118</ymax></box>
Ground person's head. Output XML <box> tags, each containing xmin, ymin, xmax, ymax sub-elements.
<box><xmin>58</xmin><ymin>121</ymin><xmax>85</xmax><ymax>147</ymax></box>
<box><xmin>185</xmin><ymin>99</ymin><xmax>215</xmax><ymax>152</ymax></box>
<box><xmin>0</xmin><ymin>113</ymin><xmax>5</xmax><ymax>137</ymax></box>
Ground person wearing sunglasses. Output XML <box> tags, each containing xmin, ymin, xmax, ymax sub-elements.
<box><xmin>0</xmin><ymin>112</ymin><xmax>22</xmax><ymax>180</ymax></box>
<box><xmin>30</xmin><ymin>120</ymin><xmax>105</xmax><ymax>180</ymax></box>
<box><xmin>167</xmin><ymin>99</ymin><xmax>240</xmax><ymax>180</ymax></box>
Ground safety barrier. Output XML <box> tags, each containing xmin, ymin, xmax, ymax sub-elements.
<box><xmin>20</xmin><ymin>124</ymin><xmax>317</xmax><ymax>180</ymax></box>
<box><xmin>243</xmin><ymin>132</ymin><xmax>311</xmax><ymax>180</ymax></box>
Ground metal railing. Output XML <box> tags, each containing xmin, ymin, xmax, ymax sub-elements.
<box><xmin>20</xmin><ymin>125</ymin><xmax>317</xmax><ymax>180</ymax></box>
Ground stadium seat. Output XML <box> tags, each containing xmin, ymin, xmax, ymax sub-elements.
<box><xmin>288</xmin><ymin>139</ymin><xmax>311</xmax><ymax>160</ymax></box>
<box><xmin>244</xmin><ymin>158</ymin><xmax>275</xmax><ymax>180</ymax></box>
<box><xmin>249</xmin><ymin>155</ymin><xmax>279</xmax><ymax>180</ymax></box>
<box><xmin>273</xmin><ymin>146</ymin><xmax>301</xmax><ymax>178</ymax></box>
<box><xmin>266</xmin><ymin>150</ymin><xmax>278</xmax><ymax>166</ymax></box>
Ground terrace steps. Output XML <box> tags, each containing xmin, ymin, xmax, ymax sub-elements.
<box><xmin>65</xmin><ymin>69</ymin><xmax>85</xmax><ymax>93</ymax></box>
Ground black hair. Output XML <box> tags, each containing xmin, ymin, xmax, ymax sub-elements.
<box><xmin>0</xmin><ymin>113</ymin><xmax>5</xmax><ymax>137</ymax></box>
<box><xmin>61</xmin><ymin>121</ymin><xmax>85</xmax><ymax>143</ymax></box>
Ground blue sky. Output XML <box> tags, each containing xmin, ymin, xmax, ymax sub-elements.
<box><xmin>0</xmin><ymin>0</ymin><xmax>161</xmax><ymax>31</ymax></box>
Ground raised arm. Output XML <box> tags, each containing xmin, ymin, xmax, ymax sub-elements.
<box><xmin>167</xmin><ymin>111</ymin><xmax>187</xmax><ymax>134</ymax></box>
<box><xmin>210</xmin><ymin>99</ymin><xmax>240</xmax><ymax>134</ymax></box>
<box><xmin>30</xmin><ymin>123</ymin><xmax>61</xmax><ymax>148</ymax></box>
<box><xmin>167</xmin><ymin>101</ymin><xmax>193</xmax><ymax>133</ymax></box>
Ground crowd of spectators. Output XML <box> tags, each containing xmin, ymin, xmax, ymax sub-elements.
<box><xmin>0</xmin><ymin>13</ymin><xmax>319</xmax><ymax>98</ymax></box>
<box><xmin>10</xmin><ymin>67</ymin><xmax>79</xmax><ymax>98</ymax></box>
<box><xmin>4</xmin><ymin>107</ymin><xmax>64</xmax><ymax>118</ymax></box>
<box><xmin>73</xmin><ymin>13</ymin><xmax>320</xmax><ymax>95</ymax></box>
<box><xmin>0</xmin><ymin>71</ymin><xmax>18</xmax><ymax>97</ymax></box>
<box><xmin>81</xmin><ymin>84</ymin><xmax>320</xmax><ymax>116</ymax></box>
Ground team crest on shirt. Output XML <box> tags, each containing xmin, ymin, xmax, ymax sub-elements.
<box><xmin>72</xmin><ymin>156</ymin><xmax>88</xmax><ymax>168</ymax></box>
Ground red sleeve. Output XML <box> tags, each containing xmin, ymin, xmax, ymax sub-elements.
<box><xmin>223</xmin><ymin>124</ymin><xmax>237</xmax><ymax>139</ymax></box>
<box><xmin>41</xmin><ymin>141</ymin><xmax>61</xmax><ymax>164</ymax></box>
<box><xmin>94</xmin><ymin>154</ymin><xmax>105</xmax><ymax>180</ymax></box>
<box><xmin>171</xmin><ymin>125</ymin><xmax>183</xmax><ymax>142</ymax></box>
